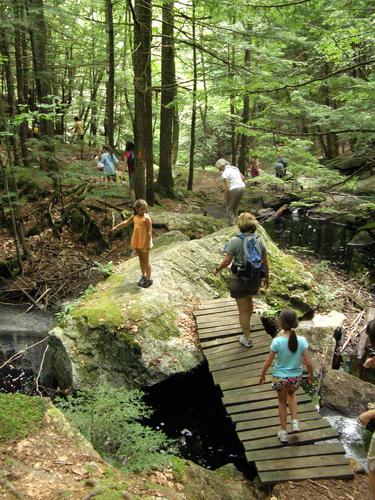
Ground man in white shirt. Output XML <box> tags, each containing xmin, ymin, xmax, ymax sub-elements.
<box><xmin>216</xmin><ymin>158</ymin><xmax>245</xmax><ymax>225</ymax></box>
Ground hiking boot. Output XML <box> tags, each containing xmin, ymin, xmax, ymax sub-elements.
<box><xmin>290</xmin><ymin>419</ymin><xmax>300</xmax><ymax>433</ymax></box>
<box><xmin>238</xmin><ymin>335</ymin><xmax>253</xmax><ymax>348</ymax></box>
<box><xmin>277</xmin><ymin>429</ymin><xmax>288</xmax><ymax>443</ymax></box>
<box><xmin>141</xmin><ymin>278</ymin><xmax>153</xmax><ymax>288</ymax></box>
<box><xmin>137</xmin><ymin>276</ymin><xmax>147</xmax><ymax>286</ymax></box>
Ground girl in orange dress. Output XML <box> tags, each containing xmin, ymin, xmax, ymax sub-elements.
<box><xmin>111</xmin><ymin>199</ymin><xmax>153</xmax><ymax>287</ymax></box>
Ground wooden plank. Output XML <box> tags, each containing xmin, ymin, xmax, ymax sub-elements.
<box><xmin>258</xmin><ymin>465</ymin><xmax>353</xmax><ymax>484</ymax></box>
<box><xmin>223</xmin><ymin>383</ymin><xmax>277</xmax><ymax>397</ymax></box>
<box><xmin>197</xmin><ymin>298</ymin><xmax>237</xmax><ymax>307</ymax></box>
<box><xmin>238</xmin><ymin>418</ymin><xmax>330</xmax><ymax>442</ymax></box>
<box><xmin>196</xmin><ymin>311</ymin><xmax>262</xmax><ymax>323</ymax></box>
<box><xmin>247</xmin><ymin>443</ymin><xmax>345</xmax><ymax>462</ymax></box>
<box><xmin>224</xmin><ymin>390</ymin><xmax>280</xmax><ymax>408</ymax></box>
<box><xmin>209</xmin><ymin>352</ymin><xmax>272</xmax><ymax>371</ymax></box>
<box><xmin>257</xmin><ymin>453</ymin><xmax>348</xmax><ymax>472</ymax></box>
<box><xmin>244</xmin><ymin>427</ymin><xmax>340</xmax><ymax>452</ymax></box>
<box><xmin>200</xmin><ymin>337</ymin><xmax>239</xmax><ymax>349</ymax></box>
<box><xmin>199</xmin><ymin>327</ymin><xmax>266</xmax><ymax>342</ymax></box>
<box><xmin>205</xmin><ymin>343</ymin><xmax>270</xmax><ymax>362</ymax></box>
<box><xmin>219</xmin><ymin>374</ymin><xmax>273</xmax><ymax>391</ymax></box>
<box><xmin>199</xmin><ymin>323</ymin><xmax>265</xmax><ymax>337</ymax></box>
<box><xmin>230</xmin><ymin>402</ymin><xmax>317</xmax><ymax>423</ymax></box>
<box><xmin>236</xmin><ymin>411</ymin><xmax>321</xmax><ymax>432</ymax></box>
<box><xmin>201</xmin><ymin>327</ymin><xmax>266</xmax><ymax>342</ymax></box>
<box><xmin>194</xmin><ymin>304</ymin><xmax>239</xmax><ymax>315</ymax></box>
<box><xmin>223</xmin><ymin>387</ymin><xmax>303</xmax><ymax>406</ymax></box>
<box><xmin>197</xmin><ymin>315</ymin><xmax>262</xmax><ymax>327</ymax></box>
<box><xmin>211</xmin><ymin>360</ymin><xmax>268</xmax><ymax>378</ymax></box>
<box><xmin>225</xmin><ymin>394</ymin><xmax>311</xmax><ymax>415</ymax></box>
<box><xmin>200</xmin><ymin>329</ymin><xmax>269</xmax><ymax>349</ymax></box>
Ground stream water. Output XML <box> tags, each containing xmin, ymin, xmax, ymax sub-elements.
<box><xmin>0</xmin><ymin>305</ymin><xmax>54</xmax><ymax>394</ymax></box>
<box><xmin>143</xmin><ymin>363</ymin><xmax>251</xmax><ymax>473</ymax></box>
<box><xmin>263</xmin><ymin>209</ymin><xmax>375</xmax><ymax>284</ymax></box>
<box><xmin>321</xmin><ymin>408</ymin><xmax>371</xmax><ymax>471</ymax></box>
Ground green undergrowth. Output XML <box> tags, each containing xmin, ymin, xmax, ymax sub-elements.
<box><xmin>55</xmin><ymin>385</ymin><xmax>175</xmax><ymax>473</ymax></box>
<box><xmin>0</xmin><ymin>393</ymin><xmax>46</xmax><ymax>444</ymax></box>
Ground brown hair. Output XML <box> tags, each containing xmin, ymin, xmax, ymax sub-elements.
<box><xmin>237</xmin><ymin>212</ymin><xmax>258</xmax><ymax>233</ymax></box>
<box><xmin>133</xmin><ymin>199</ymin><xmax>148</xmax><ymax>215</ymax></box>
<box><xmin>279</xmin><ymin>308</ymin><xmax>299</xmax><ymax>353</ymax></box>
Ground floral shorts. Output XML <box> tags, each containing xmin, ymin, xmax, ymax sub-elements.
<box><xmin>272</xmin><ymin>376</ymin><xmax>302</xmax><ymax>392</ymax></box>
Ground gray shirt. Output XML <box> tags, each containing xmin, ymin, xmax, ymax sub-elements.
<box><xmin>225</xmin><ymin>233</ymin><xmax>267</xmax><ymax>267</ymax></box>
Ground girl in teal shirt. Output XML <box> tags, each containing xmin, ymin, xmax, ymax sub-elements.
<box><xmin>259</xmin><ymin>308</ymin><xmax>314</xmax><ymax>443</ymax></box>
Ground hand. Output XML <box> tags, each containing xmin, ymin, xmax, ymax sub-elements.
<box><xmin>364</xmin><ymin>357</ymin><xmax>375</xmax><ymax>369</ymax></box>
<box><xmin>259</xmin><ymin>374</ymin><xmax>266</xmax><ymax>384</ymax></box>
<box><xmin>213</xmin><ymin>267</ymin><xmax>220</xmax><ymax>275</ymax></box>
<box><xmin>263</xmin><ymin>277</ymin><xmax>269</xmax><ymax>289</ymax></box>
<box><xmin>359</xmin><ymin>411</ymin><xmax>372</xmax><ymax>427</ymax></box>
<box><xmin>307</xmin><ymin>374</ymin><xmax>314</xmax><ymax>384</ymax></box>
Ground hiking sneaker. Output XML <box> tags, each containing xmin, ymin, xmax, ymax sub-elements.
<box><xmin>277</xmin><ymin>429</ymin><xmax>288</xmax><ymax>443</ymax></box>
<box><xmin>137</xmin><ymin>276</ymin><xmax>147</xmax><ymax>286</ymax></box>
<box><xmin>141</xmin><ymin>278</ymin><xmax>153</xmax><ymax>288</ymax></box>
<box><xmin>290</xmin><ymin>419</ymin><xmax>300</xmax><ymax>433</ymax></box>
<box><xmin>238</xmin><ymin>335</ymin><xmax>253</xmax><ymax>348</ymax></box>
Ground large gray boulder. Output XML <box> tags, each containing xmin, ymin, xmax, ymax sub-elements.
<box><xmin>49</xmin><ymin>225</ymin><xmax>328</xmax><ymax>390</ymax></box>
<box><xmin>320</xmin><ymin>369</ymin><xmax>375</xmax><ymax>416</ymax></box>
<box><xmin>297</xmin><ymin>311</ymin><xmax>346</xmax><ymax>373</ymax></box>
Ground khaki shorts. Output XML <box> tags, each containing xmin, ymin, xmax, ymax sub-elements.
<box><xmin>368</xmin><ymin>433</ymin><xmax>375</xmax><ymax>472</ymax></box>
<box><xmin>229</xmin><ymin>274</ymin><xmax>261</xmax><ymax>299</ymax></box>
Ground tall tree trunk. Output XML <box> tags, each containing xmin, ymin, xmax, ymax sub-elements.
<box><xmin>133</xmin><ymin>0</ymin><xmax>153</xmax><ymax>203</ymax></box>
<box><xmin>171</xmin><ymin>106</ymin><xmax>179</xmax><ymax>167</ymax></box>
<box><xmin>0</xmin><ymin>27</ymin><xmax>20</xmax><ymax>164</ymax></box>
<box><xmin>228</xmin><ymin>45</ymin><xmax>236</xmax><ymax>164</ymax></box>
<box><xmin>27</xmin><ymin>0</ymin><xmax>54</xmax><ymax>138</ymax></box>
<box><xmin>237</xmin><ymin>34</ymin><xmax>251</xmax><ymax>174</ymax></box>
<box><xmin>158</xmin><ymin>0</ymin><xmax>176</xmax><ymax>196</ymax></box>
<box><xmin>187</xmin><ymin>0</ymin><xmax>197</xmax><ymax>191</ymax></box>
<box><xmin>105</xmin><ymin>0</ymin><xmax>115</xmax><ymax>148</ymax></box>
<box><xmin>13</xmin><ymin>0</ymin><xmax>29</xmax><ymax>165</ymax></box>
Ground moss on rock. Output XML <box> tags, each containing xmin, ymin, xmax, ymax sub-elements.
<box><xmin>0</xmin><ymin>393</ymin><xmax>46</xmax><ymax>443</ymax></box>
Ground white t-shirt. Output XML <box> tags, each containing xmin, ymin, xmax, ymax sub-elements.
<box><xmin>222</xmin><ymin>165</ymin><xmax>245</xmax><ymax>191</ymax></box>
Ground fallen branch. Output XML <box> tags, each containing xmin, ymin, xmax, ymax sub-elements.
<box><xmin>0</xmin><ymin>337</ymin><xmax>48</xmax><ymax>370</ymax></box>
<box><xmin>35</xmin><ymin>344</ymin><xmax>49</xmax><ymax>396</ymax></box>
<box><xmin>26</xmin><ymin>287</ymin><xmax>51</xmax><ymax>312</ymax></box>
<box><xmin>15</xmin><ymin>283</ymin><xmax>44</xmax><ymax>311</ymax></box>
<box><xmin>340</xmin><ymin>311</ymin><xmax>365</xmax><ymax>352</ymax></box>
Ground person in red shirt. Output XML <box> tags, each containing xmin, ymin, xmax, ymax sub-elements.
<box><xmin>124</xmin><ymin>141</ymin><xmax>135</xmax><ymax>201</ymax></box>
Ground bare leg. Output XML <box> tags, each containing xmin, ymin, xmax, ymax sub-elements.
<box><xmin>139</xmin><ymin>250</ymin><xmax>151</xmax><ymax>279</ymax></box>
<box><xmin>235</xmin><ymin>296</ymin><xmax>252</xmax><ymax>339</ymax></box>
<box><xmin>287</xmin><ymin>390</ymin><xmax>298</xmax><ymax>420</ymax></box>
<box><xmin>278</xmin><ymin>388</ymin><xmax>288</xmax><ymax>430</ymax></box>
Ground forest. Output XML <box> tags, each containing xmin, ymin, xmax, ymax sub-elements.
<box><xmin>0</xmin><ymin>0</ymin><xmax>375</xmax><ymax>499</ymax></box>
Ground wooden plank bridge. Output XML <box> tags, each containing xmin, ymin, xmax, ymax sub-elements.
<box><xmin>195</xmin><ymin>297</ymin><xmax>354</xmax><ymax>485</ymax></box>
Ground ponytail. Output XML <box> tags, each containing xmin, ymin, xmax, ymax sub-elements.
<box><xmin>288</xmin><ymin>330</ymin><xmax>298</xmax><ymax>353</ymax></box>
<box><xmin>279</xmin><ymin>308</ymin><xmax>299</xmax><ymax>352</ymax></box>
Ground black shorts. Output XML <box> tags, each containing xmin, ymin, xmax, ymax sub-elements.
<box><xmin>229</xmin><ymin>273</ymin><xmax>261</xmax><ymax>299</ymax></box>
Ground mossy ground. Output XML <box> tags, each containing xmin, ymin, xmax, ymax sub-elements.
<box><xmin>0</xmin><ymin>393</ymin><xmax>46</xmax><ymax>444</ymax></box>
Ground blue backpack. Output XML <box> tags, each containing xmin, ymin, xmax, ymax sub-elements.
<box><xmin>231</xmin><ymin>233</ymin><xmax>265</xmax><ymax>280</ymax></box>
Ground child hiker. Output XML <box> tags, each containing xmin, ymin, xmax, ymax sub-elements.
<box><xmin>110</xmin><ymin>199</ymin><xmax>153</xmax><ymax>288</ymax></box>
<box><xmin>259</xmin><ymin>308</ymin><xmax>314</xmax><ymax>443</ymax></box>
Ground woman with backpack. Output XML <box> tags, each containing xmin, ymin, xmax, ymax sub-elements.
<box><xmin>214</xmin><ymin>212</ymin><xmax>269</xmax><ymax>348</ymax></box>
<box><xmin>124</xmin><ymin>141</ymin><xmax>135</xmax><ymax>201</ymax></box>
